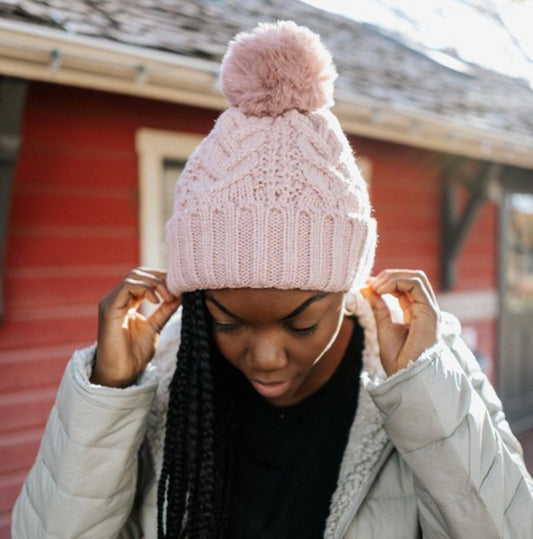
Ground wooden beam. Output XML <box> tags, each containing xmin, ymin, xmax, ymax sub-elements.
<box><xmin>441</xmin><ymin>160</ymin><xmax>501</xmax><ymax>290</ymax></box>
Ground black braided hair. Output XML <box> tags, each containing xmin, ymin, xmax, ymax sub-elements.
<box><xmin>157</xmin><ymin>290</ymin><xmax>235</xmax><ymax>539</ymax></box>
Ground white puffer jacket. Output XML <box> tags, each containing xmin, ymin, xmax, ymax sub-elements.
<box><xmin>12</xmin><ymin>296</ymin><xmax>533</xmax><ymax>538</ymax></box>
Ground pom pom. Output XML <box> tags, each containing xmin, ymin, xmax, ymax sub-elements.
<box><xmin>219</xmin><ymin>20</ymin><xmax>337</xmax><ymax>116</ymax></box>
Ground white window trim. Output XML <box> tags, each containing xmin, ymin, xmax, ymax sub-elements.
<box><xmin>436</xmin><ymin>288</ymin><xmax>498</xmax><ymax>323</ymax></box>
<box><xmin>136</xmin><ymin>128</ymin><xmax>204</xmax><ymax>269</ymax></box>
<box><xmin>357</xmin><ymin>156</ymin><xmax>372</xmax><ymax>187</ymax></box>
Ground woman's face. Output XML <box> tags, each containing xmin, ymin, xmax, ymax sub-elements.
<box><xmin>205</xmin><ymin>288</ymin><xmax>352</xmax><ymax>407</ymax></box>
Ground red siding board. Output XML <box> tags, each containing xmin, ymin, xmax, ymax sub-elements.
<box><xmin>15</xmin><ymin>147</ymin><xmax>137</xmax><ymax>190</ymax></box>
<box><xmin>0</xmin><ymin>517</ymin><xmax>10</xmax><ymax>539</ymax></box>
<box><xmin>5</xmin><ymin>274</ymin><xmax>118</xmax><ymax>310</ymax></box>
<box><xmin>455</xmin><ymin>204</ymin><xmax>497</xmax><ymax>291</ymax></box>
<box><xmin>22</xmin><ymin>84</ymin><xmax>217</xmax><ymax>147</ymax></box>
<box><xmin>0</xmin><ymin>389</ymin><xmax>55</xmax><ymax>434</ymax></box>
<box><xmin>0</xmin><ymin>355</ymin><xmax>69</xmax><ymax>393</ymax></box>
<box><xmin>0</xmin><ymin>472</ymin><xmax>26</xmax><ymax>516</ymax></box>
<box><xmin>9</xmin><ymin>192</ymin><xmax>137</xmax><ymax>229</ymax></box>
<box><xmin>0</xmin><ymin>430</ymin><xmax>42</xmax><ymax>476</ymax></box>
<box><xmin>22</xmin><ymin>109</ymin><xmax>135</xmax><ymax>153</ymax></box>
<box><xmin>0</xmin><ymin>317</ymin><xmax>96</xmax><ymax>350</ymax></box>
<box><xmin>5</xmin><ymin>235</ymin><xmax>139</xmax><ymax>267</ymax></box>
<box><xmin>368</xmin><ymin>143</ymin><xmax>443</xmax><ymax>286</ymax></box>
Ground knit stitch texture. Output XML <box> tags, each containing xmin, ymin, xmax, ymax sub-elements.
<box><xmin>165</xmin><ymin>21</ymin><xmax>376</xmax><ymax>294</ymax></box>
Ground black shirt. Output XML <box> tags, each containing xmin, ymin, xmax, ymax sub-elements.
<box><xmin>226</xmin><ymin>318</ymin><xmax>364</xmax><ymax>539</ymax></box>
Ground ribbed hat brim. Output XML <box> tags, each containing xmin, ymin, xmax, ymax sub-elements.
<box><xmin>165</xmin><ymin>206</ymin><xmax>376</xmax><ymax>294</ymax></box>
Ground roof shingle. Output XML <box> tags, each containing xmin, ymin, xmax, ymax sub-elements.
<box><xmin>2</xmin><ymin>0</ymin><xmax>533</xmax><ymax>140</ymax></box>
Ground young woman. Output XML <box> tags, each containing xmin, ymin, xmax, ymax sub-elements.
<box><xmin>13</xmin><ymin>21</ymin><xmax>533</xmax><ymax>539</ymax></box>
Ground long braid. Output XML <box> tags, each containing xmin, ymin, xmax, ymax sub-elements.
<box><xmin>157</xmin><ymin>292</ymin><xmax>193</xmax><ymax>537</ymax></box>
<box><xmin>194</xmin><ymin>293</ymin><xmax>216</xmax><ymax>537</ymax></box>
<box><xmin>214</xmin><ymin>384</ymin><xmax>236</xmax><ymax>531</ymax></box>
<box><xmin>157</xmin><ymin>290</ymin><xmax>235</xmax><ymax>539</ymax></box>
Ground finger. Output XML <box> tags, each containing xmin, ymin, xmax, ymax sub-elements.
<box><xmin>360</xmin><ymin>285</ymin><xmax>378</xmax><ymax>306</ymax></box>
<box><xmin>373</xmin><ymin>269</ymin><xmax>438</xmax><ymax>307</ymax></box>
<box><xmin>396</xmin><ymin>293</ymin><xmax>413</xmax><ymax>325</ymax></box>
<box><xmin>137</xmin><ymin>266</ymin><xmax>167</xmax><ymax>276</ymax></box>
<box><xmin>371</xmin><ymin>276</ymin><xmax>438</xmax><ymax>315</ymax></box>
<box><xmin>112</xmin><ymin>279</ymin><xmax>162</xmax><ymax>311</ymax></box>
<box><xmin>147</xmin><ymin>296</ymin><xmax>182</xmax><ymax>334</ymax></box>
<box><xmin>129</xmin><ymin>268</ymin><xmax>175</xmax><ymax>302</ymax></box>
<box><xmin>371</xmin><ymin>270</ymin><xmax>437</xmax><ymax>307</ymax></box>
<box><xmin>361</xmin><ymin>286</ymin><xmax>397</xmax><ymax>325</ymax></box>
<box><xmin>121</xmin><ymin>307</ymin><xmax>146</xmax><ymax>330</ymax></box>
<box><xmin>363</xmin><ymin>285</ymin><xmax>408</xmax><ymax>326</ymax></box>
<box><xmin>131</xmin><ymin>267</ymin><xmax>168</xmax><ymax>283</ymax></box>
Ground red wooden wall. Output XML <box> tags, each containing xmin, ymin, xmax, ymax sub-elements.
<box><xmin>0</xmin><ymin>82</ymin><xmax>498</xmax><ymax>537</ymax></box>
<box><xmin>352</xmin><ymin>137</ymin><xmax>497</xmax><ymax>376</ymax></box>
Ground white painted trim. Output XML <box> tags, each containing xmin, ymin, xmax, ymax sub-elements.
<box><xmin>135</xmin><ymin>128</ymin><xmax>204</xmax><ymax>270</ymax></box>
<box><xmin>335</xmin><ymin>99</ymin><xmax>533</xmax><ymax>171</ymax></box>
<box><xmin>0</xmin><ymin>19</ymin><xmax>225</xmax><ymax>109</ymax></box>
<box><xmin>436</xmin><ymin>289</ymin><xmax>498</xmax><ymax>323</ymax></box>
<box><xmin>356</xmin><ymin>156</ymin><xmax>372</xmax><ymax>187</ymax></box>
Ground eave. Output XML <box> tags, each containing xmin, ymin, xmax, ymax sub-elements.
<box><xmin>2</xmin><ymin>18</ymin><xmax>533</xmax><ymax>169</ymax></box>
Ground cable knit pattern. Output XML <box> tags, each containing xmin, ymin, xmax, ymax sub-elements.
<box><xmin>165</xmin><ymin>21</ymin><xmax>376</xmax><ymax>294</ymax></box>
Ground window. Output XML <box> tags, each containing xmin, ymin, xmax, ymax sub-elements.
<box><xmin>506</xmin><ymin>192</ymin><xmax>533</xmax><ymax>312</ymax></box>
<box><xmin>136</xmin><ymin>128</ymin><xmax>204</xmax><ymax>270</ymax></box>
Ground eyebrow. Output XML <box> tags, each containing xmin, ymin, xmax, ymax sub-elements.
<box><xmin>205</xmin><ymin>294</ymin><xmax>239</xmax><ymax>319</ymax></box>
<box><xmin>205</xmin><ymin>293</ymin><xmax>328</xmax><ymax>321</ymax></box>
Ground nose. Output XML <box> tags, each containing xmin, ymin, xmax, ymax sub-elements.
<box><xmin>247</xmin><ymin>331</ymin><xmax>287</xmax><ymax>372</ymax></box>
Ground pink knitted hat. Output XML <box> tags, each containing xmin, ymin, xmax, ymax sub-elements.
<box><xmin>165</xmin><ymin>21</ymin><xmax>377</xmax><ymax>293</ymax></box>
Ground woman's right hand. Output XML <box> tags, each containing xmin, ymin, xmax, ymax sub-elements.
<box><xmin>91</xmin><ymin>268</ymin><xmax>181</xmax><ymax>388</ymax></box>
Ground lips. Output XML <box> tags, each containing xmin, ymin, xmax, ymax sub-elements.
<box><xmin>250</xmin><ymin>379</ymin><xmax>292</xmax><ymax>399</ymax></box>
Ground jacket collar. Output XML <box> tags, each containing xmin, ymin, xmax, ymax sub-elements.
<box><xmin>324</xmin><ymin>292</ymin><xmax>392</xmax><ymax>538</ymax></box>
<box><xmin>145</xmin><ymin>293</ymin><xmax>392</xmax><ymax>537</ymax></box>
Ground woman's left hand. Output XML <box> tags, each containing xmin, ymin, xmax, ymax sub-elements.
<box><xmin>361</xmin><ymin>269</ymin><xmax>440</xmax><ymax>376</ymax></box>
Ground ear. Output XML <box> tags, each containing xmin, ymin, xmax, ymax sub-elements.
<box><xmin>343</xmin><ymin>290</ymin><xmax>357</xmax><ymax>316</ymax></box>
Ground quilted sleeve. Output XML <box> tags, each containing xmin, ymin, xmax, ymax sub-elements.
<box><xmin>368</xmin><ymin>313</ymin><xmax>533</xmax><ymax>539</ymax></box>
<box><xmin>11</xmin><ymin>345</ymin><xmax>158</xmax><ymax>539</ymax></box>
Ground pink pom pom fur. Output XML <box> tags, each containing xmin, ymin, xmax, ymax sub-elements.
<box><xmin>219</xmin><ymin>20</ymin><xmax>337</xmax><ymax>116</ymax></box>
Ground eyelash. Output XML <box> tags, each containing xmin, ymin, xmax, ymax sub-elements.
<box><xmin>212</xmin><ymin>321</ymin><xmax>241</xmax><ymax>333</ymax></box>
<box><xmin>211</xmin><ymin>321</ymin><xmax>318</xmax><ymax>337</ymax></box>
<box><xmin>291</xmin><ymin>324</ymin><xmax>318</xmax><ymax>337</ymax></box>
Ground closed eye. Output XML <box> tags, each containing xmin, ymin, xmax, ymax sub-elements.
<box><xmin>288</xmin><ymin>323</ymin><xmax>318</xmax><ymax>337</ymax></box>
<box><xmin>212</xmin><ymin>320</ymin><xmax>242</xmax><ymax>332</ymax></box>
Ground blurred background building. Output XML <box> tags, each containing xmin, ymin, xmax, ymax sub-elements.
<box><xmin>0</xmin><ymin>0</ymin><xmax>532</xmax><ymax>536</ymax></box>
